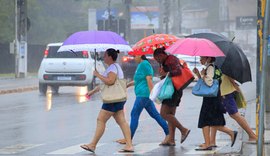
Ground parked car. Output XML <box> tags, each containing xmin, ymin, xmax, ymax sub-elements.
<box><xmin>119</xmin><ymin>53</ymin><xmax>160</xmax><ymax>80</ymax></box>
<box><xmin>38</xmin><ymin>43</ymin><xmax>105</xmax><ymax>94</ymax></box>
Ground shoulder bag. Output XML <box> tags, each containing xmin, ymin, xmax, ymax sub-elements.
<box><xmin>192</xmin><ymin>78</ymin><xmax>219</xmax><ymax>97</ymax></box>
<box><xmin>100</xmin><ymin>64</ymin><xmax>127</xmax><ymax>103</ymax></box>
<box><xmin>192</xmin><ymin>64</ymin><xmax>219</xmax><ymax>97</ymax></box>
<box><xmin>171</xmin><ymin>59</ymin><xmax>195</xmax><ymax>91</ymax></box>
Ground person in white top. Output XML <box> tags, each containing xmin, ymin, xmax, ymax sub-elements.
<box><xmin>80</xmin><ymin>48</ymin><xmax>134</xmax><ymax>153</ymax></box>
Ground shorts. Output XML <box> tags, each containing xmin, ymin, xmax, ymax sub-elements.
<box><xmin>222</xmin><ymin>92</ymin><xmax>238</xmax><ymax>115</ymax></box>
<box><xmin>102</xmin><ymin>101</ymin><xmax>126</xmax><ymax>112</ymax></box>
<box><xmin>162</xmin><ymin>89</ymin><xmax>183</xmax><ymax>107</ymax></box>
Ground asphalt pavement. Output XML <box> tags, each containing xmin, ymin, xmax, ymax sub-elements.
<box><xmin>1</xmin><ymin>76</ymin><xmax>270</xmax><ymax>155</ymax></box>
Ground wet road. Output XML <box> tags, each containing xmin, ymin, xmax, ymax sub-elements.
<box><xmin>0</xmin><ymin>81</ymin><xmax>255</xmax><ymax>155</ymax></box>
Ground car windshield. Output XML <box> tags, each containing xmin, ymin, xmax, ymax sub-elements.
<box><xmin>47</xmin><ymin>46</ymin><xmax>85</xmax><ymax>58</ymax></box>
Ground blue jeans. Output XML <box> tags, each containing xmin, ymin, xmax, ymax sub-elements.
<box><xmin>130</xmin><ymin>97</ymin><xmax>169</xmax><ymax>139</ymax></box>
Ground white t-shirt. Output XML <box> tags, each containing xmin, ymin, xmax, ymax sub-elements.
<box><xmin>102</xmin><ymin>63</ymin><xmax>124</xmax><ymax>79</ymax></box>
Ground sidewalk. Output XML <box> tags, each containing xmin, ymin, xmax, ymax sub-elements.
<box><xmin>240</xmin><ymin>100</ymin><xmax>270</xmax><ymax>156</ymax></box>
<box><xmin>0</xmin><ymin>77</ymin><xmax>38</xmax><ymax>94</ymax></box>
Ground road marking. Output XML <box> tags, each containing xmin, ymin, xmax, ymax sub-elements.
<box><xmin>46</xmin><ymin>143</ymin><xmax>105</xmax><ymax>155</ymax></box>
<box><xmin>185</xmin><ymin>141</ymin><xmax>229</xmax><ymax>155</ymax></box>
<box><xmin>114</xmin><ymin>142</ymin><xmax>159</xmax><ymax>155</ymax></box>
<box><xmin>0</xmin><ymin>144</ymin><xmax>42</xmax><ymax>154</ymax></box>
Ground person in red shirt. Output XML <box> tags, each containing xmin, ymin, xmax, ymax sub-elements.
<box><xmin>153</xmin><ymin>47</ymin><xmax>191</xmax><ymax>146</ymax></box>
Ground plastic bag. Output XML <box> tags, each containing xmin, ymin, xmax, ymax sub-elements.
<box><xmin>150</xmin><ymin>77</ymin><xmax>167</xmax><ymax>103</ymax></box>
<box><xmin>158</xmin><ymin>76</ymin><xmax>174</xmax><ymax>100</ymax></box>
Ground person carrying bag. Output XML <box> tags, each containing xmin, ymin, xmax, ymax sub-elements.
<box><xmin>192</xmin><ymin>56</ymin><xmax>237</xmax><ymax>151</ymax></box>
<box><xmin>81</xmin><ymin>48</ymin><xmax>134</xmax><ymax>153</ymax></box>
<box><xmin>100</xmin><ymin>64</ymin><xmax>127</xmax><ymax>103</ymax></box>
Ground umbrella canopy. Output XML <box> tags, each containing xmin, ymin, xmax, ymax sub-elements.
<box><xmin>166</xmin><ymin>38</ymin><xmax>225</xmax><ymax>57</ymax></box>
<box><xmin>58</xmin><ymin>30</ymin><xmax>132</xmax><ymax>52</ymax></box>
<box><xmin>128</xmin><ymin>34</ymin><xmax>179</xmax><ymax>55</ymax></box>
<box><xmin>187</xmin><ymin>32</ymin><xmax>251</xmax><ymax>83</ymax></box>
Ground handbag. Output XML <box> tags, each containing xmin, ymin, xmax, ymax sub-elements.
<box><xmin>100</xmin><ymin>64</ymin><xmax>127</xmax><ymax>103</ymax></box>
<box><xmin>158</xmin><ymin>75</ymin><xmax>174</xmax><ymax>100</ymax></box>
<box><xmin>235</xmin><ymin>90</ymin><xmax>247</xmax><ymax>109</ymax></box>
<box><xmin>192</xmin><ymin>78</ymin><xmax>219</xmax><ymax>97</ymax></box>
<box><xmin>171</xmin><ymin>59</ymin><xmax>194</xmax><ymax>91</ymax></box>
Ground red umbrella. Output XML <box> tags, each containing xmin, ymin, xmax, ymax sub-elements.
<box><xmin>128</xmin><ymin>34</ymin><xmax>179</xmax><ymax>55</ymax></box>
<box><xmin>166</xmin><ymin>38</ymin><xmax>225</xmax><ymax>57</ymax></box>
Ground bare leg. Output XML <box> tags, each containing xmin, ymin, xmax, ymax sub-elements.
<box><xmin>210</xmin><ymin>127</ymin><xmax>217</xmax><ymax>146</ymax></box>
<box><xmin>160</xmin><ymin>105</ymin><xmax>189</xmax><ymax>136</ymax></box>
<box><xmin>81</xmin><ymin>109</ymin><xmax>113</xmax><ymax>151</ymax></box>
<box><xmin>230</xmin><ymin>112</ymin><xmax>257</xmax><ymax>141</ymax></box>
<box><xmin>113</xmin><ymin>110</ymin><xmax>134</xmax><ymax>151</ymax></box>
<box><xmin>201</xmin><ymin>126</ymin><xmax>211</xmax><ymax>148</ymax></box>
<box><xmin>215</xmin><ymin>126</ymin><xmax>234</xmax><ymax>141</ymax></box>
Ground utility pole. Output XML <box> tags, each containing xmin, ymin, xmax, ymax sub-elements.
<box><xmin>107</xmin><ymin>0</ymin><xmax>112</xmax><ymax>31</ymax></box>
<box><xmin>15</xmin><ymin>0</ymin><xmax>28</xmax><ymax>78</ymax></box>
<box><xmin>163</xmin><ymin>0</ymin><xmax>170</xmax><ymax>34</ymax></box>
<box><xmin>257</xmin><ymin>0</ymin><xmax>269</xmax><ymax>155</ymax></box>
<box><xmin>124</xmin><ymin>0</ymin><xmax>131</xmax><ymax>42</ymax></box>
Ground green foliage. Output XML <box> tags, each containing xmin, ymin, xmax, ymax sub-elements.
<box><xmin>0</xmin><ymin>0</ymin><xmax>15</xmax><ymax>43</ymax></box>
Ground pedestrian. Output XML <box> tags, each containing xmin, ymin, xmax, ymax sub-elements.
<box><xmin>193</xmin><ymin>56</ymin><xmax>238</xmax><ymax>151</ymax></box>
<box><xmin>153</xmin><ymin>47</ymin><xmax>191</xmax><ymax>146</ymax></box>
<box><xmin>80</xmin><ymin>48</ymin><xmax>134</xmax><ymax>153</ymax></box>
<box><xmin>208</xmin><ymin>74</ymin><xmax>257</xmax><ymax>146</ymax></box>
<box><xmin>116</xmin><ymin>54</ymin><xmax>170</xmax><ymax>145</ymax></box>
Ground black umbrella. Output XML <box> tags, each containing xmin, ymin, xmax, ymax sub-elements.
<box><xmin>187</xmin><ymin>32</ymin><xmax>252</xmax><ymax>84</ymax></box>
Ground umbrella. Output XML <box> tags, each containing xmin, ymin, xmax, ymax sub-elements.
<box><xmin>187</xmin><ymin>32</ymin><xmax>251</xmax><ymax>83</ymax></box>
<box><xmin>128</xmin><ymin>34</ymin><xmax>179</xmax><ymax>55</ymax></box>
<box><xmin>58</xmin><ymin>30</ymin><xmax>132</xmax><ymax>52</ymax></box>
<box><xmin>166</xmin><ymin>38</ymin><xmax>225</xmax><ymax>57</ymax></box>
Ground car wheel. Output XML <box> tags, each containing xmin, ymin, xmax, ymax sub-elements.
<box><xmin>51</xmin><ymin>85</ymin><xmax>59</xmax><ymax>94</ymax></box>
<box><xmin>39</xmin><ymin>83</ymin><xmax>47</xmax><ymax>95</ymax></box>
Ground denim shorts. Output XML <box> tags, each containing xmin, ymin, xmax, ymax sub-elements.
<box><xmin>102</xmin><ymin>101</ymin><xmax>126</xmax><ymax>112</ymax></box>
<box><xmin>222</xmin><ymin>93</ymin><xmax>238</xmax><ymax>115</ymax></box>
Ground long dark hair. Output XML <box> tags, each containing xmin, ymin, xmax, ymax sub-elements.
<box><xmin>106</xmin><ymin>48</ymin><xmax>119</xmax><ymax>61</ymax></box>
<box><xmin>153</xmin><ymin>47</ymin><xmax>166</xmax><ymax>57</ymax></box>
<box><xmin>141</xmin><ymin>55</ymin><xmax>149</xmax><ymax>62</ymax></box>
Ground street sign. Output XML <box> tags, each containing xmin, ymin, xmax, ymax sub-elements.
<box><xmin>236</xmin><ymin>16</ymin><xmax>257</xmax><ymax>30</ymax></box>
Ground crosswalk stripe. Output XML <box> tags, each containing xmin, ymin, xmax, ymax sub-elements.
<box><xmin>0</xmin><ymin>144</ymin><xmax>43</xmax><ymax>154</ymax></box>
<box><xmin>46</xmin><ymin>143</ymin><xmax>105</xmax><ymax>155</ymax></box>
<box><xmin>114</xmin><ymin>142</ymin><xmax>159</xmax><ymax>155</ymax></box>
<box><xmin>184</xmin><ymin>141</ymin><xmax>229</xmax><ymax>155</ymax></box>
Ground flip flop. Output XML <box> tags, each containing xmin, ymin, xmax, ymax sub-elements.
<box><xmin>199</xmin><ymin>143</ymin><xmax>217</xmax><ymax>148</ymax></box>
<box><xmin>231</xmin><ymin>131</ymin><xmax>238</xmax><ymax>147</ymax></box>
<box><xmin>118</xmin><ymin>149</ymin><xmax>134</xmax><ymax>153</ymax></box>
<box><xmin>195</xmin><ymin>146</ymin><xmax>213</xmax><ymax>151</ymax></box>
<box><xmin>181</xmin><ymin>129</ymin><xmax>191</xmax><ymax>143</ymax></box>
<box><xmin>115</xmin><ymin>139</ymin><xmax>126</xmax><ymax>144</ymax></box>
<box><xmin>80</xmin><ymin>145</ymin><xmax>95</xmax><ymax>153</ymax></box>
<box><xmin>159</xmin><ymin>142</ymin><xmax>176</xmax><ymax>146</ymax></box>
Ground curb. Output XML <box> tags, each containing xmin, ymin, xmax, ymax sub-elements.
<box><xmin>0</xmin><ymin>86</ymin><xmax>38</xmax><ymax>95</ymax></box>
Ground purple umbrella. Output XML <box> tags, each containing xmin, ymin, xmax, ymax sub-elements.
<box><xmin>58</xmin><ymin>30</ymin><xmax>132</xmax><ymax>52</ymax></box>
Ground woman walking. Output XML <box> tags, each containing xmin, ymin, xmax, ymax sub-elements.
<box><xmin>193</xmin><ymin>56</ymin><xmax>237</xmax><ymax>150</ymax></box>
<box><xmin>80</xmin><ymin>48</ymin><xmax>133</xmax><ymax>153</ymax></box>
<box><xmin>116</xmin><ymin>54</ymin><xmax>170</xmax><ymax>145</ymax></box>
<box><xmin>153</xmin><ymin>47</ymin><xmax>191</xmax><ymax>146</ymax></box>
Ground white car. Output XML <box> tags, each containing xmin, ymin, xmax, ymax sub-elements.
<box><xmin>176</xmin><ymin>55</ymin><xmax>203</xmax><ymax>81</ymax></box>
<box><xmin>38</xmin><ymin>43</ymin><xmax>105</xmax><ymax>94</ymax></box>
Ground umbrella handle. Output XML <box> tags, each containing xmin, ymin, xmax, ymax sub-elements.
<box><xmin>94</xmin><ymin>49</ymin><xmax>97</xmax><ymax>70</ymax></box>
